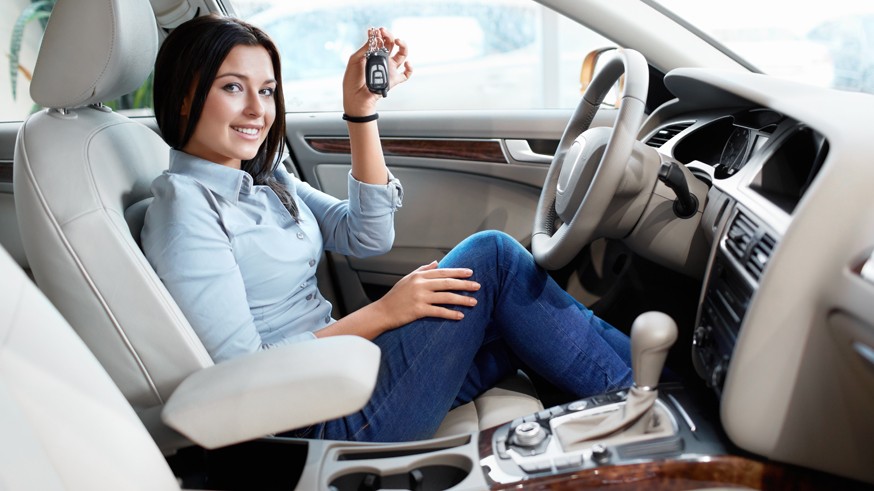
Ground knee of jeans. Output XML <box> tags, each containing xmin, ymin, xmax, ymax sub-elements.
<box><xmin>451</xmin><ymin>231</ymin><xmax>501</xmax><ymax>260</ymax></box>
<box><xmin>462</xmin><ymin>230</ymin><xmax>518</xmax><ymax>254</ymax></box>
<box><xmin>487</xmin><ymin>230</ymin><xmax>534</xmax><ymax>261</ymax></box>
<box><xmin>446</xmin><ymin>231</ymin><xmax>527</xmax><ymax>274</ymax></box>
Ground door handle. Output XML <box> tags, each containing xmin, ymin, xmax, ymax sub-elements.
<box><xmin>505</xmin><ymin>139</ymin><xmax>553</xmax><ymax>164</ymax></box>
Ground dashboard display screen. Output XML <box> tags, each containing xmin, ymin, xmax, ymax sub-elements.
<box><xmin>749</xmin><ymin>126</ymin><xmax>828</xmax><ymax>214</ymax></box>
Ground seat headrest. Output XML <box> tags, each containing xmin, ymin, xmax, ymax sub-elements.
<box><xmin>30</xmin><ymin>0</ymin><xmax>157</xmax><ymax>109</ymax></box>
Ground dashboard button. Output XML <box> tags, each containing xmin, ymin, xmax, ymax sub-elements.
<box><xmin>567</xmin><ymin>400</ymin><xmax>588</xmax><ymax>411</ymax></box>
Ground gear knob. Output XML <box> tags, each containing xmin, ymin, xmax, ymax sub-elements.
<box><xmin>631</xmin><ymin>311</ymin><xmax>678</xmax><ymax>389</ymax></box>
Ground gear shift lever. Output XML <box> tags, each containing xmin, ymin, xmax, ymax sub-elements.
<box><xmin>555</xmin><ymin>311</ymin><xmax>678</xmax><ymax>449</ymax></box>
<box><xmin>631</xmin><ymin>311</ymin><xmax>678</xmax><ymax>390</ymax></box>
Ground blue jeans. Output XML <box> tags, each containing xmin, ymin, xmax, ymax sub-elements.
<box><xmin>305</xmin><ymin>231</ymin><xmax>632</xmax><ymax>442</ymax></box>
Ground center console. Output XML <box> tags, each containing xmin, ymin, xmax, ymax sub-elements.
<box><xmin>480</xmin><ymin>384</ymin><xmax>727</xmax><ymax>485</ymax></box>
<box><xmin>287</xmin><ymin>384</ymin><xmax>729</xmax><ymax>490</ymax></box>
<box><xmin>692</xmin><ymin>206</ymin><xmax>776</xmax><ymax>394</ymax></box>
<box><xmin>478</xmin><ymin>311</ymin><xmax>730</xmax><ymax>486</ymax></box>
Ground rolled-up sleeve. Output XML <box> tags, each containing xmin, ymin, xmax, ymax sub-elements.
<box><xmin>293</xmin><ymin>170</ymin><xmax>403</xmax><ymax>258</ymax></box>
<box><xmin>348</xmin><ymin>171</ymin><xmax>404</xmax><ymax>217</ymax></box>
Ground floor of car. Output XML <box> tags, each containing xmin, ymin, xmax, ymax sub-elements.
<box><xmin>591</xmin><ymin>250</ymin><xmax>703</xmax><ymax>383</ymax></box>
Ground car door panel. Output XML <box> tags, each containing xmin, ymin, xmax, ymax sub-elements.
<box><xmin>317</xmin><ymin>162</ymin><xmax>542</xmax><ymax>265</ymax></box>
<box><xmin>285</xmin><ymin>109</ymin><xmax>618</xmax><ymax>313</ymax></box>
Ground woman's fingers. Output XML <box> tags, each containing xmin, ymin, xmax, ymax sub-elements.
<box><xmin>411</xmin><ymin>263</ymin><xmax>480</xmax><ymax>292</ymax></box>
<box><xmin>430</xmin><ymin>278</ymin><xmax>480</xmax><ymax>292</ymax></box>
<box><xmin>424</xmin><ymin>305</ymin><xmax>467</xmax><ymax>321</ymax></box>
<box><xmin>433</xmin><ymin>276</ymin><xmax>480</xmax><ymax>292</ymax></box>
<box><xmin>428</xmin><ymin>291</ymin><xmax>478</xmax><ymax>307</ymax></box>
<box><xmin>389</xmin><ymin>33</ymin><xmax>408</xmax><ymax>65</ymax></box>
<box><xmin>390</xmin><ymin>262</ymin><xmax>480</xmax><ymax>322</ymax></box>
<box><xmin>376</xmin><ymin>27</ymin><xmax>412</xmax><ymax>87</ymax></box>
<box><xmin>418</xmin><ymin>265</ymin><xmax>472</xmax><ymax>278</ymax></box>
<box><xmin>414</xmin><ymin>260</ymin><xmax>439</xmax><ymax>272</ymax></box>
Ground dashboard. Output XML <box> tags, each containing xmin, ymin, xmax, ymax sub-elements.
<box><xmin>671</xmin><ymin>108</ymin><xmax>829</xmax><ymax>215</ymax></box>
<box><xmin>639</xmin><ymin>68</ymin><xmax>874</xmax><ymax>484</ymax></box>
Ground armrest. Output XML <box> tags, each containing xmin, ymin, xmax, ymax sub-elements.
<box><xmin>161</xmin><ymin>335</ymin><xmax>380</xmax><ymax>449</ymax></box>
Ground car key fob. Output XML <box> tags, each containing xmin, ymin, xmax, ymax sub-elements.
<box><xmin>366</xmin><ymin>48</ymin><xmax>390</xmax><ymax>97</ymax></box>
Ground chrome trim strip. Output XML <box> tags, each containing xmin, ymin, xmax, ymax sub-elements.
<box><xmin>667</xmin><ymin>394</ymin><xmax>697</xmax><ymax>432</ymax></box>
<box><xmin>853</xmin><ymin>341</ymin><xmax>874</xmax><ymax>371</ymax></box>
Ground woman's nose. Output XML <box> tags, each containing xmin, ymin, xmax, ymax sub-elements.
<box><xmin>245</xmin><ymin>93</ymin><xmax>264</xmax><ymax>117</ymax></box>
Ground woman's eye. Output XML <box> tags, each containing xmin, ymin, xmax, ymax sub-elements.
<box><xmin>260</xmin><ymin>87</ymin><xmax>276</xmax><ymax>97</ymax></box>
<box><xmin>223</xmin><ymin>83</ymin><xmax>242</xmax><ymax>93</ymax></box>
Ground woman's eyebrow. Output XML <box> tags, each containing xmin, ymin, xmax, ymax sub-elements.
<box><xmin>215</xmin><ymin>72</ymin><xmax>277</xmax><ymax>84</ymax></box>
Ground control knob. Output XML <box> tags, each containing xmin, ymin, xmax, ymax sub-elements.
<box><xmin>513</xmin><ymin>422</ymin><xmax>547</xmax><ymax>447</ymax></box>
<box><xmin>692</xmin><ymin>325</ymin><xmax>710</xmax><ymax>348</ymax></box>
<box><xmin>591</xmin><ymin>443</ymin><xmax>611</xmax><ymax>464</ymax></box>
<box><xmin>710</xmin><ymin>358</ymin><xmax>729</xmax><ymax>389</ymax></box>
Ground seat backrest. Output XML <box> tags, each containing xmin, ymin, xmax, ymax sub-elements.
<box><xmin>13</xmin><ymin>0</ymin><xmax>213</xmax><ymax>425</ymax></box>
<box><xmin>0</xmin><ymin>244</ymin><xmax>180</xmax><ymax>490</ymax></box>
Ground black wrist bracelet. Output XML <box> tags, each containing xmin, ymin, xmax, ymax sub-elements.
<box><xmin>342</xmin><ymin>113</ymin><xmax>379</xmax><ymax>123</ymax></box>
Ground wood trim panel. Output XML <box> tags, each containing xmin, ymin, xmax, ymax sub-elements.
<box><xmin>305</xmin><ymin>138</ymin><xmax>507</xmax><ymax>164</ymax></box>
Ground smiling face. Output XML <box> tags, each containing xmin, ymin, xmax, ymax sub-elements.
<box><xmin>181</xmin><ymin>45</ymin><xmax>277</xmax><ymax>169</ymax></box>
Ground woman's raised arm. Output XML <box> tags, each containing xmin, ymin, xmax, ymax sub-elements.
<box><xmin>341</xmin><ymin>27</ymin><xmax>413</xmax><ymax>185</ymax></box>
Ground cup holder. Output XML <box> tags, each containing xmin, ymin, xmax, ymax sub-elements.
<box><xmin>329</xmin><ymin>464</ymin><xmax>469</xmax><ymax>491</ymax></box>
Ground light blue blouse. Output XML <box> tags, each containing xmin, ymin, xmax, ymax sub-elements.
<box><xmin>142</xmin><ymin>150</ymin><xmax>403</xmax><ymax>362</ymax></box>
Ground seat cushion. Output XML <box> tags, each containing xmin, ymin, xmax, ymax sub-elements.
<box><xmin>434</xmin><ymin>372</ymin><xmax>543</xmax><ymax>438</ymax></box>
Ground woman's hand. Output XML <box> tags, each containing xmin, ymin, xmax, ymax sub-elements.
<box><xmin>374</xmin><ymin>261</ymin><xmax>480</xmax><ymax>330</ymax></box>
<box><xmin>313</xmin><ymin>261</ymin><xmax>479</xmax><ymax>341</ymax></box>
<box><xmin>342</xmin><ymin>27</ymin><xmax>413</xmax><ymax>116</ymax></box>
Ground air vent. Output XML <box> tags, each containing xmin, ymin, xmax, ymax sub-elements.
<box><xmin>725</xmin><ymin>212</ymin><xmax>756</xmax><ymax>261</ymax></box>
<box><xmin>645</xmin><ymin>122</ymin><xmax>694</xmax><ymax>148</ymax></box>
<box><xmin>746</xmin><ymin>233</ymin><xmax>776</xmax><ymax>281</ymax></box>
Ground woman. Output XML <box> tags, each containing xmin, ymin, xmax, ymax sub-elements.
<box><xmin>143</xmin><ymin>14</ymin><xmax>633</xmax><ymax>442</ymax></box>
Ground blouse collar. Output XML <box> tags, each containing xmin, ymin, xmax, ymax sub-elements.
<box><xmin>168</xmin><ymin>149</ymin><xmax>255</xmax><ymax>203</ymax></box>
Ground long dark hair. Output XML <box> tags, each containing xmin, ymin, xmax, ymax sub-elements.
<box><xmin>153</xmin><ymin>14</ymin><xmax>297</xmax><ymax>218</ymax></box>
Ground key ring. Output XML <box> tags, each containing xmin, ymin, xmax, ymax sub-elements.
<box><xmin>367</xmin><ymin>27</ymin><xmax>385</xmax><ymax>56</ymax></box>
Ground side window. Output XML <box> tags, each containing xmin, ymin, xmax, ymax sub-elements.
<box><xmin>233</xmin><ymin>0</ymin><xmax>616</xmax><ymax>111</ymax></box>
<box><xmin>1</xmin><ymin>0</ymin><xmax>153</xmax><ymax>123</ymax></box>
<box><xmin>2</xmin><ymin>0</ymin><xmax>47</xmax><ymax>122</ymax></box>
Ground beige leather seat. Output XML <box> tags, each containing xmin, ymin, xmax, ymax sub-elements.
<box><xmin>0</xmin><ymin>245</ymin><xmax>180</xmax><ymax>489</ymax></box>
<box><xmin>13</xmin><ymin>0</ymin><xmax>540</xmax><ymax>451</ymax></box>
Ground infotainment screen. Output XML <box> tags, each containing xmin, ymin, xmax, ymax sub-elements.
<box><xmin>748</xmin><ymin>126</ymin><xmax>828</xmax><ymax>214</ymax></box>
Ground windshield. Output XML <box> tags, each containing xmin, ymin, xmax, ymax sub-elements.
<box><xmin>656</xmin><ymin>0</ymin><xmax>874</xmax><ymax>95</ymax></box>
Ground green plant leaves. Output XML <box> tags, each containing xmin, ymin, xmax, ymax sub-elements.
<box><xmin>9</xmin><ymin>0</ymin><xmax>55</xmax><ymax>100</ymax></box>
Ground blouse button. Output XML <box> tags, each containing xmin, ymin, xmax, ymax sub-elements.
<box><xmin>308</xmin><ymin>259</ymin><xmax>316</xmax><ymax>267</ymax></box>
<box><xmin>306</xmin><ymin>293</ymin><xmax>314</xmax><ymax>301</ymax></box>
<box><xmin>300</xmin><ymin>283</ymin><xmax>306</xmax><ymax>289</ymax></box>
<box><xmin>324</xmin><ymin>315</ymin><xmax>331</xmax><ymax>324</ymax></box>
<box><xmin>296</xmin><ymin>232</ymin><xmax>305</xmax><ymax>239</ymax></box>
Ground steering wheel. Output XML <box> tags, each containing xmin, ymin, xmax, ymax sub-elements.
<box><xmin>532</xmin><ymin>49</ymin><xmax>650</xmax><ymax>270</ymax></box>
